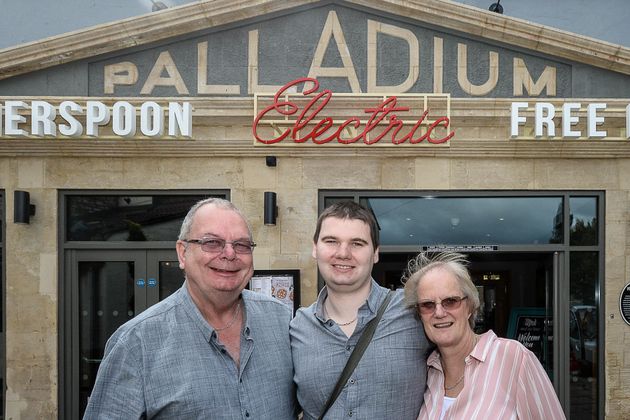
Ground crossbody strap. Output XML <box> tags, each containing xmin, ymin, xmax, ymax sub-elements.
<box><xmin>317</xmin><ymin>290</ymin><xmax>395</xmax><ymax>420</ymax></box>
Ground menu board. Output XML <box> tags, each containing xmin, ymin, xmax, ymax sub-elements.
<box><xmin>250</xmin><ymin>270</ymin><xmax>300</xmax><ymax>314</ymax></box>
<box><xmin>507</xmin><ymin>307</ymin><xmax>547</xmax><ymax>365</ymax></box>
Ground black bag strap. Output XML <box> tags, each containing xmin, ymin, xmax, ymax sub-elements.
<box><xmin>317</xmin><ymin>290</ymin><xmax>395</xmax><ymax>420</ymax></box>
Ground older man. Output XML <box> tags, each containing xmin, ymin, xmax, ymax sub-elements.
<box><xmin>84</xmin><ymin>198</ymin><xmax>297</xmax><ymax>419</ymax></box>
<box><xmin>290</xmin><ymin>201</ymin><xmax>431</xmax><ymax>419</ymax></box>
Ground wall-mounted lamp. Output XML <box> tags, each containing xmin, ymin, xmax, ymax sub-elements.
<box><xmin>266</xmin><ymin>156</ymin><xmax>277</xmax><ymax>167</ymax></box>
<box><xmin>489</xmin><ymin>0</ymin><xmax>503</xmax><ymax>14</ymax></box>
<box><xmin>14</xmin><ymin>190</ymin><xmax>36</xmax><ymax>224</ymax></box>
<box><xmin>151</xmin><ymin>0</ymin><xmax>168</xmax><ymax>12</ymax></box>
<box><xmin>264</xmin><ymin>191</ymin><xmax>278</xmax><ymax>225</ymax></box>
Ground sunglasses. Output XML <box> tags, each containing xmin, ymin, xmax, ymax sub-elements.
<box><xmin>417</xmin><ymin>296</ymin><xmax>468</xmax><ymax>315</ymax></box>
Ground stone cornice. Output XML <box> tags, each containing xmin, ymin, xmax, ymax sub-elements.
<box><xmin>1</xmin><ymin>97</ymin><xmax>629</xmax><ymax>159</ymax></box>
<box><xmin>0</xmin><ymin>0</ymin><xmax>629</xmax><ymax>81</ymax></box>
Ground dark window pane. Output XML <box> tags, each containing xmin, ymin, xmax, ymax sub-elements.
<box><xmin>66</xmin><ymin>195</ymin><xmax>223</xmax><ymax>241</ymax></box>
<box><xmin>569</xmin><ymin>252</ymin><xmax>599</xmax><ymax>420</ymax></box>
<box><xmin>364</xmin><ymin>196</ymin><xmax>564</xmax><ymax>246</ymax></box>
<box><xmin>570</xmin><ymin>197</ymin><xmax>598</xmax><ymax>246</ymax></box>
<box><xmin>79</xmin><ymin>261</ymin><xmax>135</xmax><ymax>416</ymax></box>
<box><xmin>159</xmin><ymin>260</ymin><xmax>185</xmax><ymax>301</ymax></box>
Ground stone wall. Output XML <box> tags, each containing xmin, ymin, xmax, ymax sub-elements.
<box><xmin>2</xmin><ymin>149</ymin><xmax>629</xmax><ymax>417</ymax></box>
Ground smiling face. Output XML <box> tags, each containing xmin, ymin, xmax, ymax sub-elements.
<box><xmin>416</xmin><ymin>266</ymin><xmax>473</xmax><ymax>349</ymax></box>
<box><xmin>176</xmin><ymin>204</ymin><xmax>254</xmax><ymax>303</ymax></box>
<box><xmin>312</xmin><ymin>216</ymin><xmax>379</xmax><ymax>293</ymax></box>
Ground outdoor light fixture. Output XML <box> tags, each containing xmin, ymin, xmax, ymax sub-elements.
<box><xmin>266</xmin><ymin>156</ymin><xmax>277</xmax><ymax>167</ymax></box>
<box><xmin>151</xmin><ymin>0</ymin><xmax>168</xmax><ymax>12</ymax></box>
<box><xmin>14</xmin><ymin>190</ymin><xmax>36</xmax><ymax>224</ymax></box>
<box><xmin>489</xmin><ymin>0</ymin><xmax>503</xmax><ymax>14</ymax></box>
<box><xmin>264</xmin><ymin>192</ymin><xmax>278</xmax><ymax>225</ymax></box>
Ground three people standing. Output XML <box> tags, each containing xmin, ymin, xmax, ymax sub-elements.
<box><xmin>86</xmin><ymin>198</ymin><xmax>566</xmax><ymax>419</ymax></box>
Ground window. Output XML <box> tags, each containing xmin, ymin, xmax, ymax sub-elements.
<box><xmin>322</xmin><ymin>190</ymin><xmax>603</xmax><ymax>419</ymax></box>
<box><xmin>362</xmin><ymin>196</ymin><xmax>564</xmax><ymax>245</ymax></box>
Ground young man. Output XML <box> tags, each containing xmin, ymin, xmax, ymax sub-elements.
<box><xmin>290</xmin><ymin>201</ymin><xmax>431</xmax><ymax>419</ymax></box>
<box><xmin>84</xmin><ymin>198</ymin><xmax>297</xmax><ymax>419</ymax></box>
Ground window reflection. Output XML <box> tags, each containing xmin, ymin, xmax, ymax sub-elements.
<box><xmin>79</xmin><ymin>261</ymin><xmax>135</xmax><ymax>415</ymax></box>
<box><xmin>66</xmin><ymin>195</ymin><xmax>221</xmax><ymax>241</ymax></box>
<box><xmin>364</xmin><ymin>196</ymin><xmax>563</xmax><ymax>245</ymax></box>
<box><xmin>570</xmin><ymin>197</ymin><xmax>598</xmax><ymax>246</ymax></box>
<box><xmin>569</xmin><ymin>252</ymin><xmax>598</xmax><ymax>420</ymax></box>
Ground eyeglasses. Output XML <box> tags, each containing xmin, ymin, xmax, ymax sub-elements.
<box><xmin>417</xmin><ymin>296</ymin><xmax>468</xmax><ymax>315</ymax></box>
<box><xmin>183</xmin><ymin>237</ymin><xmax>256</xmax><ymax>254</ymax></box>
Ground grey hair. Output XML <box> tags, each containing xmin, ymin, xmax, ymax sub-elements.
<box><xmin>402</xmin><ymin>251</ymin><xmax>480</xmax><ymax>329</ymax></box>
<box><xmin>177</xmin><ymin>197</ymin><xmax>253</xmax><ymax>241</ymax></box>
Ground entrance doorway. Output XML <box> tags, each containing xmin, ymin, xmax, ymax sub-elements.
<box><xmin>65</xmin><ymin>249</ymin><xmax>183</xmax><ymax>418</ymax></box>
<box><xmin>373</xmin><ymin>251</ymin><xmax>556</xmax><ymax>378</ymax></box>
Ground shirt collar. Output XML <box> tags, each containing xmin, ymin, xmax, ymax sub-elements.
<box><xmin>469</xmin><ymin>329</ymin><xmax>497</xmax><ymax>362</ymax></box>
<box><xmin>314</xmin><ymin>278</ymin><xmax>386</xmax><ymax>322</ymax></box>
<box><xmin>181</xmin><ymin>281</ymin><xmax>249</xmax><ymax>343</ymax></box>
<box><xmin>427</xmin><ymin>330</ymin><xmax>497</xmax><ymax>369</ymax></box>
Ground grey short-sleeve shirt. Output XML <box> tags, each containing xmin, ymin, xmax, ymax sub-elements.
<box><xmin>84</xmin><ymin>284</ymin><xmax>298</xmax><ymax>419</ymax></box>
<box><xmin>290</xmin><ymin>280</ymin><xmax>431</xmax><ymax>420</ymax></box>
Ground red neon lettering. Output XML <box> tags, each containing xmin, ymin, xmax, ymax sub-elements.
<box><xmin>253</xmin><ymin>77</ymin><xmax>454</xmax><ymax>145</ymax></box>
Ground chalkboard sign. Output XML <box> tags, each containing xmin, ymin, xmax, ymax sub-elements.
<box><xmin>507</xmin><ymin>307</ymin><xmax>548</xmax><ymax>366</ymax></box>
<box><xmin>620</xmin><ymin>282</ymin><xmax>630</xmax><ymax>326</ymax></box>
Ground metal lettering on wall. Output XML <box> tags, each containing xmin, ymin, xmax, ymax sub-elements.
<box><xmin>90</xmin><ymin>7</ymin><xmax>570</xmax><ymax>98</ymax></box>
<box><xmin>620</xmin><ymin>282</ymin><xmax>630</xmax><ymax>326</ymax></box>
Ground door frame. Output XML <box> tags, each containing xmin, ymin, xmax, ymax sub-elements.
<box><xmin>319</xmin><ymin>189</ymin><xmax>604</xmax><ymax>418</ymax></box>
<box><xmin>62</xmin><ymin>248</ymin><xmax>179</xmax><ymax>419</ymax></box>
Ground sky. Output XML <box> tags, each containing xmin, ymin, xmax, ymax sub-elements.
<box><xmin>0</xmin><ymin>0</ymin><xmax>628</xmax><ymax>50</ymax></box>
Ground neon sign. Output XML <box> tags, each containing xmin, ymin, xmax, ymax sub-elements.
<box><xmin>253</xmin><ymin>78</ymin><xmax>454</xmax><ymax>145</ymax></box>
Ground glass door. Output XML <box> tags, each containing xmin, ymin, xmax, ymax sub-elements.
<box><xmin>147</xmin><ymin>250</ymin><xmax>185</xmax><ymax>303</ymax></box>
<box><xmin>373</xmin><ymin>251</ymin><xmax>558</xmax><ymax>382</ymax></box>
<box><xmin>66</xmin><ymin>249</ymin><xmax>183</xmax><ymax>418</ymax></box>
<box><xmin>469</xmin><ymin>252</ymin><xmax>556</xmax><ymax>380</ymax></box>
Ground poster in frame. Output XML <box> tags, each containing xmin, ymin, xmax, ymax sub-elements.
<box><xmin>249</xmin><ymin>269</ymin><xmax>300</xmax><ymax>315</ymax></box>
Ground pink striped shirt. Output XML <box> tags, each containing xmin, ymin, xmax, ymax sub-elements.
<box><xmin>418</xmin><ymin>330</ymin><xmax>566</xmax><ymax>420</ymax></box>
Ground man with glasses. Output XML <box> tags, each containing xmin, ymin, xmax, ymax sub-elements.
<box><xmin>85</xmin><ymin>198</ymin><xmax>297</xmax><ymax>419</ymax></box>
<box><xmin>290</xmin><ymin>201</ymin><xmax>432</xmax><ymax>419</ymax></box>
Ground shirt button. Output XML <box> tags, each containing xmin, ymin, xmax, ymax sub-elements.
<box><xmin>346</xmin><ymin>345</ymin><xmax>352</xmax><ymax>351</ymax></box>
<box><xmin>328</xmin><ymin>321</ymin><xmax>334</xmax><ymax>327</ymax></box>
<box><xmin>220</xmin><ymin>349</ymin><xmax>226</xmax><ymax>354</ymax></box>
<box><xmin>348</xmin><ymin>411</ymin><xmax>353</xmax><ymax>417</ymax></box>
<box><xmin>245</xmin><ymin>411</ymin><xmax>250</xmax><ymax>417</ymax></box>
<box><xmin>349</xmin><ymin>378</ymin><xmax>356</xmax><ymax>384</ymax></box>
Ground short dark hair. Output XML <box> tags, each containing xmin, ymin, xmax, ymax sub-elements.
<box><xmin>313</xmin><ymin>201</ymin><xmax>380</xmax><ymax>248</ymax></box>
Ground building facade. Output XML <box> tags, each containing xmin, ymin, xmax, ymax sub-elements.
<box><xmin>1</xmin><ymin>0</ymin><xmax>630</xmax><ymax>418</ymax></box>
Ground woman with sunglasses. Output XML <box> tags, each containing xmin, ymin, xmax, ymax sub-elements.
<box><xmin>403</xmin><ymin>252</ymin><xmax>565</xmax><ymax>420</ymax></box>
